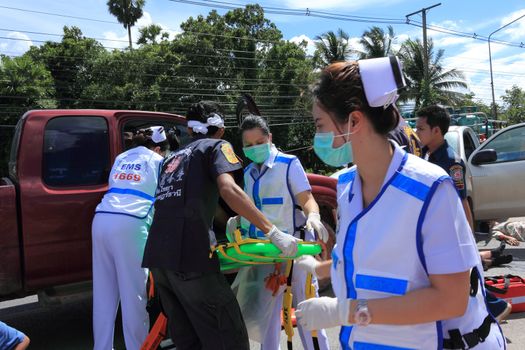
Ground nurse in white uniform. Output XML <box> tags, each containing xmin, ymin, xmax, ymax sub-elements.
<box><xmin>295</xmin><ymin>58</ymin><xmax>506</xmax><ymax>350</ymax></box>
<box><xmin>228</xmin><ymin>115</ymin><xmax>330</xmax><ymax>350</ymax></box>
<box><xmin>92</xmin><ymin>126</ymin><xmax>169</xmax><ymax>350</ymax></box>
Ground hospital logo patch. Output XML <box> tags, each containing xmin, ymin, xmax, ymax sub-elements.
<box><xmin>221</xmin><ymin>143</ymin><xmax>239</xmax><ymax>164</ymax></box>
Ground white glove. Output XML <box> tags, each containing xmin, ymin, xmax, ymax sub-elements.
<box><xmin>226</xmin><ymin>216</ymin><xmax>240</xmax><ymax>242</ymax></box>
<box><xmin>306</xmin><ymin>212</ymin><xmax>329</xmax><ymax>243</ymax></box>
<box><xmin>295</xmin><ymin>297</ymin><xmax>350</xmax><ymax>330</ymax></box>
<box><xmin>294</xmin><ymin>255</ymin><xmax>320</xmax><ymax>277</ymax></box>
<box><xmin>268</xmin><ymin>225</ymin><xmax>300</xmax><ymax>257</ymax></box>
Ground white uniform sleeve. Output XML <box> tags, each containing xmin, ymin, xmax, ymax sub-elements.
<box><xmin>422</xmin><ymin>179</ymin><xmax>480</xmax><ymax>275</ymax></box>
<box><xmin>288</xmin><ymin>157</ymin><xmax>312</xmax><ymax>196</ymax></box>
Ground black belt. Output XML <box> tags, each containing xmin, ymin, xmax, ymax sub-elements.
<box><xmin>443</xmin><ymin>315</ymin><xmax>494</xmax><ymax>349</ymax></box>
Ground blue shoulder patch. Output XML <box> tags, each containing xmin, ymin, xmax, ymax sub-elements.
<box><xmin>338</xmin><ymin>169</ymin><xmax>356</xmax><ymax>185</ymax></box>
<box><xmin>275</xmin><ymin>154</ymin><xmax>294</xmax><ymax>165</ymax></box>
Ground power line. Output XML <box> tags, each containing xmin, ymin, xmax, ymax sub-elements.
<box><xmin>2</xmin><ymin>0</ymin><xmax>525</xmax><ymax>51</ymax></box>
<box><xmin>0</xmin><ymin>5</ymin><xmax>117</xmax><ymax>24</ymax></box>
<box><xmin>169</xmin><ymin>0</ymin><xmax>405</xmax><ymax>24</ymax></box>
<box><xmin>170</xmin><ymin>0</ymin><xmax>525</xmax><ymax>49</ymax></box>
<box><xmin>0</xmin><ymin>27</ymin><xmax>314</xmax><ymax>61</ymax></box>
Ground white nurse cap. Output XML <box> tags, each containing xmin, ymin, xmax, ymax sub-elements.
<box><xmin>150</xmin><ymin>126</ymin><xmax>167</xmax><ymax>143</ymax></box>
<box><xmin>358</xmin><ymin>56</ymin><xmax>406</xmax><ymax>108</ymax></box>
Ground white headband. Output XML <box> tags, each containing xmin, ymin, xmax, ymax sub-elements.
<box><xmin>150</xmin><ymin>126</ymin><xmax>167</xmax><ymax>143</ymax></box>
<box><xmin>187</xmin><ymin>113</ymin><xmax>225</xmax><ymax>134</ymax></box>
<box><xmin>358</xmin><ymin>56</ymin><xmax>406</xmax><ymax>109</ymax></box>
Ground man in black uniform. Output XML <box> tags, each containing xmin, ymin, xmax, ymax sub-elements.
<box><xmin>415</xmin><ymin>105</ymin><xmax>474</xmax><ymax>229</ymax></box>
<box><xmin>142</xmin><ymin>101</ymin><xmax>299</xmax><ymax>350</ymax></box>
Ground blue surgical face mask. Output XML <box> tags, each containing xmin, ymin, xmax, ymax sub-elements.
<box><xmin>313</xmin><ymin>118</ymin><xmax>354</xmax><ymax>167</ymax></box>
<box><xmin>243</xmin><ymin>143</ymin><xmax>271</xmax><ymax>164</ymax></box>
<box><xmin>313</xmin><ymin>132</ymin><xmax>353</xmax><ymax>167</ymax></box>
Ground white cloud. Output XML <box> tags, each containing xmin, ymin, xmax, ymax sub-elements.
<box><xmin>102</xmin><ymin>11</ymin><xmax>180</xmax><ymax>48</ymax></box>
<box><xmin>289</xmin><ymin>34</ymin><xmax>316</xmax><ymax>56</ymax></box>
<box><xmin>500</xmin><ymin>9</ymin><xmax>525</xmax><ymax>41</ymax></box>
<box><xmin>0</xmin><ymin>32</ymin><xmax>33</xmax><ymax>56</ymax></box>
<box><xmin>348</xmin><ymin>36</ymin><xmax>363</xmax><ymax>58</ymax></box>
<box><xmin>437</xmin><ymin>20</ymin><xmax>464</xmax><ymax>31</ymax></box>
<box><xmin>442</xmin><ymin>41</ymin><xmax>525</xmax><ymax>105</ymax></box>
<box><xmin>433</xmin><ymin>36</ymin><xmax>472</xmax><ymax>47</ymax></box>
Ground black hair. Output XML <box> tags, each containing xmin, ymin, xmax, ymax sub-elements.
<box><xmin>186</xmin><ymin>100</ymin><xmax>225</xmax><ymax>137</ymax></box>
<box><xmin>416</xmin><ymin>105</ymin><xmax>450</xmax><ymax>136</ymax></box>
<box><xmin>240</xmin><ymin>114</ymin><xmax>270</xmax><ymax>135</ymax></box>
<box><xmin>131</xmin><ymin>128</ymin><xmax>169</xmax><ymax>152</ymax></box>
<box><xmin>311</xmin><ymin>61</ymin><xmax>399</xmax><ymax>135</ymax></box>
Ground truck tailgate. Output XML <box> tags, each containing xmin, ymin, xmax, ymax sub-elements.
<box><xmin>0</xmin><ymin>177</ymin><xmax>22</xmax><ymax>297</ymax></box>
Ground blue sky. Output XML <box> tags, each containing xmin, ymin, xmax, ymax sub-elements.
<box><xmin>1</xmin><ymin>0</ymin><xmax>525</xmax><ymax>105</ymax></box>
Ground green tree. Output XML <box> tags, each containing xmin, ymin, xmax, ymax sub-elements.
<box><xmin>27</xmin><ymin>26</ymin><xmax>105</xmax><ymax>108</ymax></box>
<box><xmin>0</xmin><ymin>55</ymin><xmax>55</xmax><ymax>176</ymax></box>
<box><xmin>501</xmin><ymin>85</ymin><xmax>525</xmax><ymax>124</ymax></box>
<box><xmin>0</xmin><ymin>55</ymin><xmax>55</xmax><ymax>110</ymax></box>
<box><xmin>107</xmin><ymin>0</ymin><xmax>146</xmax><ymax>49</ymax></box>
<box><xmin>172</xmin><ymin>5</ymin><xmax>316</xmax><ymax>164</ymax></box>
<box><xmin>398</xmin><ymin>38</ymin><xmax>467</xmax><ymax>109</ymax></box>
<box><xmin>457</xmin><ymin>92</ymin><xmax>493</xmax><ymax>116</ymax></box>
<box><xmin>313</xmin><ymin>29</ymin><xmax>352</xmax><ymax>67</ymax></box>
<box><xmin>358</xmin><ymin>25</ymin><xmax>396</xmax><ymax>59</ymax></box>
<box><xmin>137</xmin><ymin>24</ymin><xmax>167</xmax><ymax>45</ymax></box>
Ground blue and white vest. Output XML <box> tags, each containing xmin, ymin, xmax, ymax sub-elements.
<box><xmin>332</xmin><ymin>148</ymin><xmax>495</xmax><ymax>349</ymax></box>
<box><xmin>240</xmin><ymin>150</ymin><xmax>305</xmax><ymax>238</ymax></box>
<box><xmin>96</xmin><ymin>146</ymin><xmax>163</xmax><ymax>225</ymax></box>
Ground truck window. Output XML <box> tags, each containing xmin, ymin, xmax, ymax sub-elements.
<box><xmin>43</xmin><ymin>116</ymin><xmax>110</xmax><ymax>187</ymax></box>
<box><xmin>463</xmin><ymin>130</ymin><xmax>476</xmax><ymax>161</ymax></box>
<box><xmin>122</xmin><ymin>120</ymin><xmax>190</xmax><ymax>151</ymax></box>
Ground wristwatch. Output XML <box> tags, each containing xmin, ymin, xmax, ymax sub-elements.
<box><xmin>354</xmin><ymin>299</ymin><xmax>372</xmax><ymax>326</ymax></box>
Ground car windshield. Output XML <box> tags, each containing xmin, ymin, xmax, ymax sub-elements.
<box><xmin>445</xmin><ymin>131</ymin><xmax>459</xmax><ymax>155</ymax></box>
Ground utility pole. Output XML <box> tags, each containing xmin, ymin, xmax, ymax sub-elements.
<box><xmin>406</xmin><ymin>3</ymin><xmax>441</xmax><ymax>101</ymax></box>
<box><xmin>488</xmin><ymin>13</ymin><xmax>525</xmax><ymax>119</ymax></box>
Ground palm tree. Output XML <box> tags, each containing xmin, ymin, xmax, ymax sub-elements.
<box><xmin>398</xmin><ymin>38</ymin><xmax>467</xmax><ymax>109</ymax></box>
<box><xmin>137</xmin><ymin>24</ymin><xmax>164</xmax><ymax>45</ymax></box>
<box><xmin>314</xmin><ymin>29</ymin><xmax>352</xmax><ymax>67</ymax></box>
<box><xmin>358</xmin><ymin>25</ymin><xmax>396</xmax><ymax>59</ymax></box>
<box><xmin>107</xmin><ymin>0</ymin><xmax>146</xmax><ymax>49</ymax></box>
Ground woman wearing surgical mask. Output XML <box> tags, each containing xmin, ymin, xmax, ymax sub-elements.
<box><xmin>227</xmin><ymin>114</ymin><xmax>330</xmax><ymax>350</ymax></box>
<box><xmin>295</xmin><ymin>58</ymin><xmax>505</xmax><ymax>349</ymax></box>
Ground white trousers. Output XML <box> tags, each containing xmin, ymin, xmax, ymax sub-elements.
<box><xmin>92</xmin><ymin>213</ymin><xmax>150</xmax><ymax>350</ymax></box>
<box><xmin>260</xmin><ymin>264</ymin><xmax>330</xmax><ymax>350</ymax></box>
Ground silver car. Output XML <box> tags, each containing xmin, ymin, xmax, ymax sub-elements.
<box><xmin>468</xmin><ymin>122</ymin><xmax>525</xmax><ymax>221</ymax></box>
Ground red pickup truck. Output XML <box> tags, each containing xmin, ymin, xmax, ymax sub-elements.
<box><xmin>0</xmin><ymin>109</ymin><xmax>337</xmax><ymax>301</ymax></box>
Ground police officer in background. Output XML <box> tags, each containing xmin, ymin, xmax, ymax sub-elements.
<box><xmin>415</xmin><ymin>105</ymin><xmax>474</xmax><ymax>230</ymax></box>
<box><xmin>142</xmin><ymin>101</ymin><xmax>299</xmax><ymax>350</ymax></box>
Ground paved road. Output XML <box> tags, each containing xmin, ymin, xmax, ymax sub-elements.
<box><xmin>1</xmin><ymin>234</ymin><xmax>524</xmax><ymax>349</ymax></box>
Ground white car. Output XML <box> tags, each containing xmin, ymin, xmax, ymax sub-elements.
<box><xmin>468</xmin><ymin>122</ymin><xmax>525</xmax><ymax>221</ymax></box>
<box><xmin>445</xmin><ymin>126</ymin><xmax>480</xmax><ymax>201</ymax></box>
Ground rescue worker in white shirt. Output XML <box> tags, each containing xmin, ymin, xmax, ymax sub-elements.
<box><xmin>142</xmin><ymin>101</ymin><xmax>299</xmax><ymax>350</ymax></box>
<box><xmin>294</xmin><ymin>58</ymin><xmax>506</xmax><ymax>349</ymax></box>
<box><xmin>92</xmin><ymin>126</ymin><xmax>168</xmax><ymax>350</ymax></box>
<box><xmin>226</xmin><ymin>115</ymin><xmax>330</xmax><ymax>350</ymax></box>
